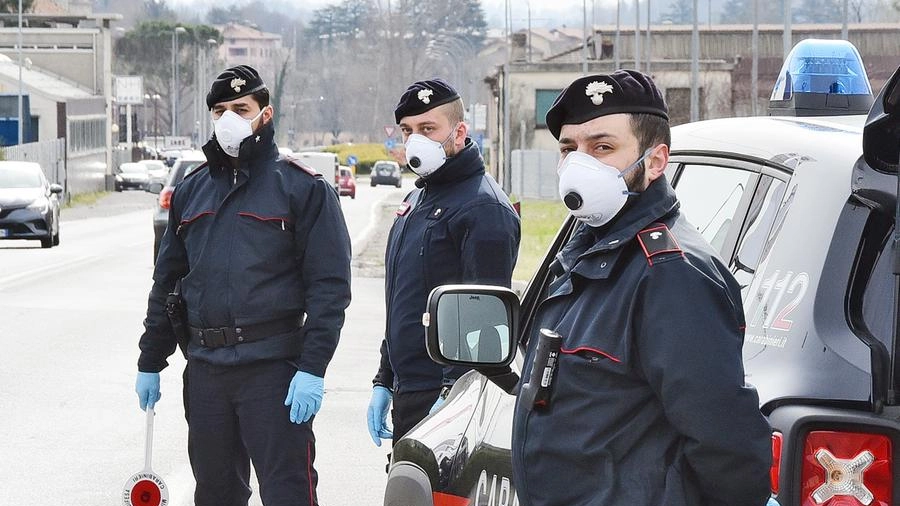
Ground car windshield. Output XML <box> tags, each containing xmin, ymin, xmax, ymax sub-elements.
<box><xmin>0</xmin><ymin>167</ymin><xmax>42</xmax><ymax>188</ymax></box>
<box><xmin>121</xmin><ymin>164</ymin><xmax>147</xmax><ymax>174</ymax></box>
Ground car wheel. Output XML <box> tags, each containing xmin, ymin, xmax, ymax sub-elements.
<box><xmin>40</xmin><ymin>236</ymin><xmax>53</xmax><ymax>248</ymax></box>
<box><xmin>52</xmin><ymin>229</ymin><xmax>60</xmax><ymax>246</ymax></box>
<box><xmin>371</xmin><ymin>181</ymin><xmax>377</xmax><ymax>187</ymax></box>
<box><xmin>351</xmin><ymin>192</ymin><xmax>356</xmax><ymax>199</ymax></box>
<box><xmin>395</xmin><ymin>180</ymin><xmax>402</xmax><ymax>188</ymax></box>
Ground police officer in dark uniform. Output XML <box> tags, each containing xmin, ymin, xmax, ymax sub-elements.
<box><xmin>366</xmin><ymin>79</ymin><xmax>521</xmax><ymax>447</ymax></box>
<box><xmin>135</xmin><ymin>65</ymin><xmax>351</xmax><ymax>506</ymax></box>
<box><xmin>510</xmin><ymin>70</ymin><xmax>771</xmax><ymax>505</ymax></box>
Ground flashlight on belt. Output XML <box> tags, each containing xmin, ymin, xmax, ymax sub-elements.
<box><xmin>520</xmin><ymin>328</ymin><xmax>563</xmax><ymax>411</ymax></box>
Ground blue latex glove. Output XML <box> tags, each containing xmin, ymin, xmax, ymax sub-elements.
<box><xmin>766</xmin><ymin>499</ymin><xmax>780</xmax><ymax>506</ymax></box>
<box><xmin>366</xmin><ymin>386</ymin><xmax>393</xmax><ymax>446</ymax></box>
<box><xmin>284</xmin><ymin>371</ymin><xmax>324</xmax><ymax>424</ymax></box>
<box><xmin>428</xmin><ymin>395</ymin><xmax>445</xmax><ymax>415</ymax></box>
<box><xmin>135</xmin><ymin>372</ymin><xmax>161</xmax><ymax>411</ymax></box>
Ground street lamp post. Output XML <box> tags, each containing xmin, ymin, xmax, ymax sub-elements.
<box><xmin>151</xmin><ymin>93</ymin><xmax>161</xmax><ymax>153</ymax></box>
<box><xmin>171</xmin><ymin>26</ymin><xmax>186</xmax><ymax>139</ymax></box>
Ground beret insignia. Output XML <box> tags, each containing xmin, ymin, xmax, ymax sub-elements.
<box><xmin>585</xmin><ymin>81</ymin><xmax>614</xmax><ymax>105</ymax></box>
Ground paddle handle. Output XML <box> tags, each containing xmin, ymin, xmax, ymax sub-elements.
<box><xmin>144</xmin><ymin>407</ymin><xmax>155</xmax><ymax>471</ymax></box>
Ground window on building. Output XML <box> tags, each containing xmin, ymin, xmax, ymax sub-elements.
<box><xmin>535</xmin><ymin>89</ymin><xmax>563</xmax><ymax>128</ymax></box>
<box><xmin>229</xmin><ymin>47</ymin><xmax>248</xmax><ymax>57</ymax></box>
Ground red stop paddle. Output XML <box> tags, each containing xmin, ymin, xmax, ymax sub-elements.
<box><xmin>122</xmin><ymin>408</ymin><xmax>169</xmax><ymax>506</ymax></box>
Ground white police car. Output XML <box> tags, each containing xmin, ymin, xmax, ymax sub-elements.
<box><xmin>385</xmin><ymin>40</ymin><xmax>900</xmax><ymax>506</ymax></box>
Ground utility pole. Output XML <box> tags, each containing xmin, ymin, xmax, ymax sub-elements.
<box><xmin>634</xmin><ymin>0</ymin><xmax>641</xmax><ymax>71</ymax></box>
<box><xmin>690</xmin><ymin>0</ymin><xmax>699</xmax><ymax>122</ymax></box>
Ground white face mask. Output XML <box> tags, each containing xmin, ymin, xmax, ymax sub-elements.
<box><xmin>404</xmin><ymin>128</ymin><xmax>456</xmax><ymax>177</ymax></box>
<box><xmin>557</xmin><ymin>149</ymin><xmax>652</xmax><ymax>227</ymax></box>
<box><xmin>213</xmin><ymin>109</ymin><xmax>265</xmax><ymax>157</ymax></box>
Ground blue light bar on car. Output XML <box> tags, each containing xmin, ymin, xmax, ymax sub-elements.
<box><xmin>768</xmin><ymin>39</ymin><xmax>874</xmax><ymax>117</ymax></box>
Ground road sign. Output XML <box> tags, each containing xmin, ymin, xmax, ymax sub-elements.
<box><xmin>473</xmin><ymin>103</ymin><xmax>487</xmax><ymax>131</ymax></box>
<box><xmin>122</xmin><ymin>409</ymin><xmax>168</xmax><ymax>506</ymax></box>
<box><xmin>385</xmin><ymin>139</ymin><xmax>396</xmax><ymax>150</ymax></box>
<box><xmin>115</xmin><ymin>76</ymin><xmax>144</xmax><ymax>105</ymax></box>
<box><xmin>347</xmin><ymin>155</ymin><xmax>358</xmax><ymax>166</ymax></box>
<box><xmin>383</xmin><ymin>125</ymin><xmax>396</xmax><ymax>137</ymax></box>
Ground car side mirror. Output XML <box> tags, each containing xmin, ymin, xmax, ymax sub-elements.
<box><xmin>424</xmin><ymin>285</ymin><xmax>521</xmax><ymax>394</ymax></box>
<box><xmin>863</xmin><ymin>65</ymin><xmax>900</xmax><ymax>172</ymax></box>
<box><xmin>147</xmin><ymin>182</ymin><xmax>163</xmax><ymax>194</ymax></box>
<box><xmin>49</xmin><ymin>184</ymin><xmax>63</xmax><ymax>194</ymax></box>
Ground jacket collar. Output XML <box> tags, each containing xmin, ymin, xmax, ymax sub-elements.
<box><xmin>202</xmin><ymin>120</ymin><xmax>279</xmax><ymax>177</ymax></box>
<box><xmin>555</xmin><ymin>176</ymin><xmax>680</xmax><ymax>281</ymax></box>
<box><xmin>414</xmin><ymin>138</ymin><xmax>485</xmax><ymax>188</ymax></box>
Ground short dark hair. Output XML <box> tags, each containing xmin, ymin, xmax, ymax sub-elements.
<box><xmin>629</xmin><ymin>113</ymin><xmax>671</xmax><ymax>152</ymax></box>
<box><xmin>251</xmin><ymin>88</ymin><xmax>270</xmax><ymax>108</ymax></box>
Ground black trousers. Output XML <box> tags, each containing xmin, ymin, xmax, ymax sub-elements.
<box><xmin>187</xmin><ymin>359</ymin><xmax>318</xmax><ymax>506</ymax></box>
<box><xmin>391</xmin><ymin>388</ymin><xmax>441</xmax><ymax>447</ymax></box>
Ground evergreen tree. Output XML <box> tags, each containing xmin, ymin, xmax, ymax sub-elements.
<box><xmin>664</xmin><ymin>0</ymin><xmax>694</xmax><ymax>24</ymax></box>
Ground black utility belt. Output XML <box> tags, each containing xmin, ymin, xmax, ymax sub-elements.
<box><xmin>189</xmin><ymin>317</ymin><xmax>300</xmax><ymax>348</ymax></box>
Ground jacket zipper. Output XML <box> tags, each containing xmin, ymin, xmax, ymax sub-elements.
<box><xmin>384</xmin><ymin>187</ymin><xmax>428</xmax><ymax>387</ymax></box>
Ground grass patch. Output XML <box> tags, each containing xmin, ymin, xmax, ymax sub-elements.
<box><xmin>513</xmin><ymin>198</ymin><xmax>568</xmax><ymax>282</ymax></box>
<box><xmin>65</xmin><ymin>191</ymin><xmax>107</xmax><ymax>208</ymax></box>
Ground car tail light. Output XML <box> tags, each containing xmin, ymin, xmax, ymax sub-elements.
<box><xmin>771</xmin><ymin>432</ymin><xmax>783</xmax><ymax>494</ymax></box>
<box><xmin>159</xmin><ymin>187</ymin><xmax>174</xmax><ymax>210</ymax></box>
<box><xmin>800</xmin><ymin>431</ymin><xmax>892</xmax><ymax>506</ymax></box>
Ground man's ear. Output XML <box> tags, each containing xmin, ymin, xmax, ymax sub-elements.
<box><xmin>646</xmin><ymin>143</ymin><xmax>669</xmax><ymax>182</ymax></box>
<box><xmin>262</xmin><ymin>105</ymin><xmax>274</xmax><ymax>124</ymax></box>
<box><xmin>454</xmin><ymin>121</ymin><xmax>469</xmax><ymax>148</ymax></box>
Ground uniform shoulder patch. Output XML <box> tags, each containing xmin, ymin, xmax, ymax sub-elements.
<box><xmin>182</xmin><ymin>161</ymin><xmax>209</xmax><ymax>180</ymax></box>
<box><xmin>284</xmin><ymin>158</ymin><xmax>323</xmax><ymax>179</ymax></box>
<box><xmin>636</xmin><ymin>223</ymin><xmax>683</xmax><ymax>266</ymax></box>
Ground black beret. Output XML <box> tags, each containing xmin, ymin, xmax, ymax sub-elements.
<box><xmin>394</xmin><ymin>78</ymin><xmax>460</xmax><ymax>124</ymax></box>
<box><xmin>545</xmin><ymin>69</ymin><xmax>668</xmax><ymax>139</ymax></box>
<box><xmin>206</xmin><ymin>65</ymin><xmax>267</xmax><ymax>109</ymax></box>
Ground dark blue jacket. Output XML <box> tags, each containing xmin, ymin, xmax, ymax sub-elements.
<box><xmin>511</xmin><ymin>177</ymin><xmax>771</xmax><ymax>506</ymax></box>
<box><xmin>374</xmin><ymin>139</ymin><xmax>520</xmax><ymax>393</ymax></box>
<box><xmin>138</xmin><ymin>122</ymin><xmax>352</xmax><ymax>377</ymax></box>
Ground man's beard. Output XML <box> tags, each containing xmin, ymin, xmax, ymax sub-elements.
<box><xmin>624</xmin><ymin>161</ymin><xmax>647</xmax><ymax>192</ymax></box>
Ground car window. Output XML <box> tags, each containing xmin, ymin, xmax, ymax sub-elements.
<box><xmin>120</xmin><ymin>164</ymin><xmax>146</xmax><ymax>173</ymax></box>
<box><xmin>167</xmin><ymin>160</ymin><xmax>205</xmax><ymax>186</ymax></box>
<box><xmin>0</xmin><ymin>167</ymin><xmax>42</xmax><ymax>188</ymax></box>
<box><xmin>862</xmin><ymin>235</ymin><xmax>895</xmax><ymax>351</ymax></box>
<box><xmin>673</xmin><ymin>164</ymin><xmax>755</xmax><ymax>254</ymax></box>
<box><xmin>732</xmin><ymin>176</ymin><xmax>788</xmax><ymax>288</ymax></box>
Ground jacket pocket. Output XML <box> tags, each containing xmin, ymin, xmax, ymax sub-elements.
<box><xmin>560</xmin><ymin>345</ymin><xmax>622</xmax><ymax>364</ymax></box>
<box><xmin>237</xmin><ymin>212</ymin><xmax>293</xmax><ymax>232</ymax></box>
<box><xmin>235</xmin><ymin>212</ymin><xmax>295</xmax><ymax>267</ymax></box>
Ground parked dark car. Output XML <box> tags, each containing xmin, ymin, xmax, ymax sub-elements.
<box><xmin>386</xmin><ymin>49</ymin><xmax>900</xmax><ymax>506</ymax></box>
<box><xmin>114</xmin><ymin>162</ymin><xmax>151</xmax><ymax>191</ymax></box>
<box><xmin>0</xmin><ymin>161</ymin><xmax>62</xmax><ymax>248</ymax></box>
<box><xmin>338</xmin><ymin>166</ymin><xmax>356</xmax><ymax>199</ymax></box>
<box><xmin>149</xmin><ymin>152</ymin><xmax>207</xmax><ymax>262</ymax></box>
<box><xmin>370</xmin><ymin>160</ymin><xmax>402</xmax><ymax>188</ymax></box>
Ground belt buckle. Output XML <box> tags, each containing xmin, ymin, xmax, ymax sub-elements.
<box><xmin>199</xmin><ymin>327</ymin><xmax>227</xmax><ymax>347</ymax></box>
